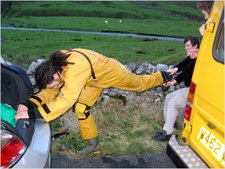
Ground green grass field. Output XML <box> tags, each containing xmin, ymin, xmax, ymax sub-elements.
<box><xmin>4</xmin><ymin>1</ymin><xmax>201</xmax><ymax>20</ymax></box>
<box><xmin>2</xmin><ymin>16</ymin><xmax>202</xmax><ymax>37</ymax></box>
<box><xmin>2</xmin><ymin>1</ymin><xmax>203</xmax><ymax>38</ymax></box>
<box><xmin>1</xmin><ymin>30</ymin><xmax>186</xmax><ymax>69</ymax></box>
<box><xmin>1</xmin><ymin>1</ymin><xmax>204</xmax><ymax>69</ymax></box>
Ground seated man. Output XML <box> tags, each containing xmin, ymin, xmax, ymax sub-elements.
<box><xmin>15</xmin><ymin>48</ymin><xmax>171</xmax><ymax>155</ymax></box>
<box><xmin>152</xmin><ymin>36</ymin><xmax>200</xmax><ymax>141</ymax></box>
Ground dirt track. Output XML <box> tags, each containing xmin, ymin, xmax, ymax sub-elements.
<box><xmin>51</xmin><ymin>151</ymin><xmax>176</xmax><ymax>168</ymax></box>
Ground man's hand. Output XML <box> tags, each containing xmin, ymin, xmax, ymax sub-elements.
<box><xmin>15</xmin><ymin>111</ymin><xmax>29</xmax><ymax>120</ymax></box>
<box><xmin>167</xmin><ymin>67</ymin><xmax>178</xmax><ymax>75</ymax></box>
<box><xmin>15</xmin><ymin>104</ymin><xmax>29</xmax><ymax>120</ymax></box>
<box><xmin>188</xmin><ymin>48</ymin><xmax>199</xmax><ymax>59</ymax></box>
<box><xmin>199</xmin><ymin>24</ymin><xmax>205</xmax><ymax>36</ymax></box>
<box><xmin>17</xmin><ymin>104</ymin><xmax>28</xmax><ymax>112</ymax></box>
<box><xmin>164</xmin><ymin>80</ymin><xmax>177</xmax><ymax>87</ymax></box>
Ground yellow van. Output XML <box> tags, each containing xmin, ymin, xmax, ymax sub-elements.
<box><xmin>167</xmin><ymin>1</ymin><xmax>224</xmax><ymax>168</ymax></box>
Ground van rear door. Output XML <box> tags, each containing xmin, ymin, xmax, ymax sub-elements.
<box><xmin>187</xmin><ymin>2</ymin><xmax>224</xmax><ymax>168</ymax></box>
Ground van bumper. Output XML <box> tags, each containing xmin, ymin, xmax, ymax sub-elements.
<box><xmin>166</xmin><ymin>135</ymin><xmax>208</xmax><ymax>168</ymax></box>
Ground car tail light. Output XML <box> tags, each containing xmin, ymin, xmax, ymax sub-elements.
<box><xmin>1</xmin><ymin>130</ymin><xmax>27</xmax><ymax>168</ymax></box>
<box><xmin>184</xmin><ymin>82</ymin><xmax>196</xmax><ymax>121</ymax></box>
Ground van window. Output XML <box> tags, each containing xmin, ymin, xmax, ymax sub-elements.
<box><xmin>213</xmin><ymin>12</ymin><xmax>224</xmax><ymax>64</ymax></box>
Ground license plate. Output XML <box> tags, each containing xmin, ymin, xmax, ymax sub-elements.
<box><xmin>198</xmin><ymin>126</ymin><xmax>225</xmax><ymax>167</ymax></box>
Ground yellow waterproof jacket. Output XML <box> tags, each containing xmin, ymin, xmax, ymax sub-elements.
<box><xmin>25</xmin><ymin>48</ymin><xmax>163</xmax><ymax>122</ymax></box>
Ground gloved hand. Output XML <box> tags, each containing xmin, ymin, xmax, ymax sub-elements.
<box><xmin>160</xmin><ymin>71</ymin><xmax>172</xmax><ymax>82</ymax></box>
<box><xmin>161</xmin><ymin>84</ymin><xmax>170</xmax><ymax>91</ymax></box>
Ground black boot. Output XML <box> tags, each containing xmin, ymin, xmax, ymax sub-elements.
<box><xmin>77</xmin><ymin>137</ymin><xmax>100</xmax><ymax>155</ymax></box>
<box><xmin>152</xmin><ymin>130</ymin><xmax>172</xmax><ymax>141</ymax></box>
<box><xmin>160</xmin><ymin>71</ymin><xmax>172</xmax><ymax>82</ymax></box>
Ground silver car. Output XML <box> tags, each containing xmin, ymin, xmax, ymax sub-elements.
<box><xmin>1</xmin><ymin>119</ymin><xmax>51</xmax><ymax>168</ymax></box>
<box><xmin>1</xmin><ymin>60</ymin><xmax>51</xmax><ymax>168</ymax></box>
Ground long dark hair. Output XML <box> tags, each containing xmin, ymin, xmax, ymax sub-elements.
<box><xmin>197</xmin><ymin>1</ymin><xmax>214</xmax><ymax>15</ymax></box>
<box><xmin>35</xmin><ymin>51</ymin><xmax>74</xmax><ymax>89</ymax></box>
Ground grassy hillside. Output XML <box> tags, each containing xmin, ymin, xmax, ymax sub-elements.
<box><xmin>2</xmin><ymin>1</ymin><xmax>203</xmax><ymax>37</ymax></box>
<box><xmin>4</xmin><ymin>1</ymin><xmax>202</xmax><ymax>20</ymax></box>
<box><xmin>2</xmin><ymin>16</ymin><xmax>202</xmax><ymax>37</ymax></box>
<box><xmin>1</xmin><ymin>1</ymin><xmax>204</xmax><ymax>68</ymax></box>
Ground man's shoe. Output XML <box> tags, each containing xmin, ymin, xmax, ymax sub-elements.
<box><xmin>174</xmin><ymin>122</ymin><xmax>178</xmax><ymax>129</ymax></box>
<box><xmin>160</xmin><ymin>71</ymin><xmax>172</xmax><ymax>82</ymax></box>
<box><xmin>77</xmin><ymin>144</ymin><xmax>100</xmax><ymax>156</ymax></box>
<box><xmin>152</xmin><ymin>130</ymin><xmax>172</xmax><ymax>141</ymax></box>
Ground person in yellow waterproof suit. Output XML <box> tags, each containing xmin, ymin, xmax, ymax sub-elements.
<box><xmin>15</xmin><ymin>48</ymin><xmax>171</xmax><ymax>155</ymax></box>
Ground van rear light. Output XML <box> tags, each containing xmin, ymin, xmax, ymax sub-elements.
<box><xmin>1</xmin><ymin>130</ymin><xmax>27</xmax><ymax>168</ymax></box>
<box><xmin>187</xmin><ymin>82</ymin><xmax>196</xmax><ymax>103</ymax></box>
<box><xmin>184</xmin><ymin>105</ymin><xmax>192</xmax><ymax>121</ymax></box>
<box><xmin>184</xmin><ymin>82</ymin><xmax>196</xmax><ymax>121</ymax></box>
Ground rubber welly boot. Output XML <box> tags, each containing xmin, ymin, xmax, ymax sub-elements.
<box><xmin>77</xmin><ymin>137</ymin><xmax>100</xmax><ymax>155</ymax></box>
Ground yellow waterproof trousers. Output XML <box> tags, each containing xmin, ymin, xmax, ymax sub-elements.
<box><xmin>75</xmin><ymin>86</ymin><xmax>102</xmax><ymax>140</ymax></box>
<box><xmin>75</xmin><ymin>58</ymin><xmax>163</xmax><ymax>140</ymax></box>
